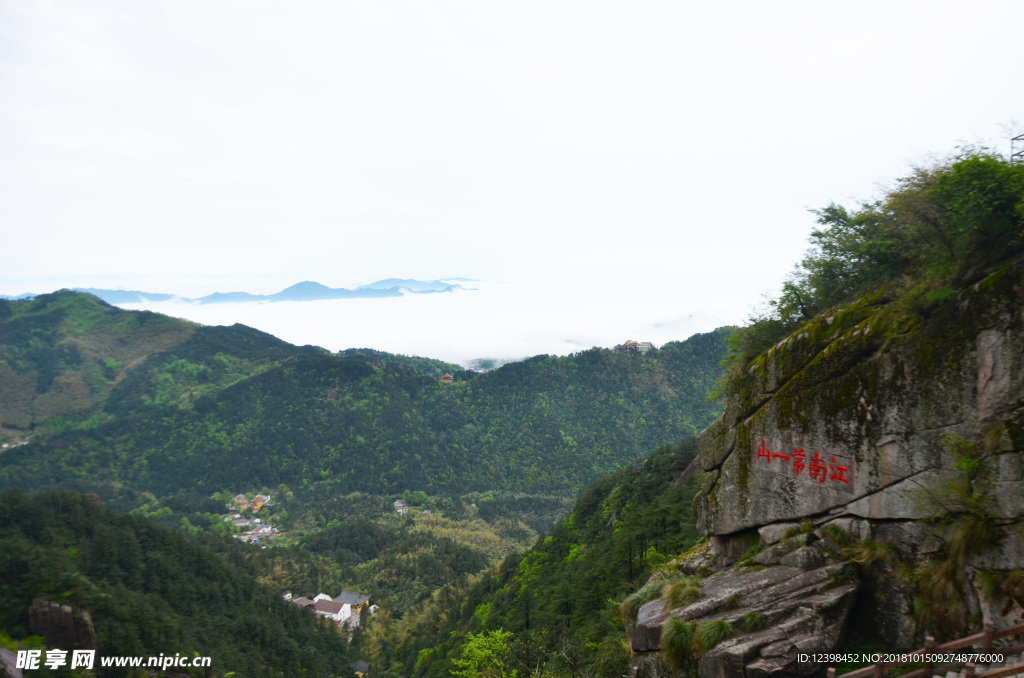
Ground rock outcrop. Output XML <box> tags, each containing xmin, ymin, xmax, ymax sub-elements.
<box><xmin>27</xmin><ymin>598</ymin><xmax>97</xmax><ymax>651</ymax></box>
<box><xmin>629</xmin><ymin>536</ymin><xmax>857</xmax><ymax>677</ymax></box>
<box><xmin>693</xmin><ymin>260</ymin><xmax>1024</xmax><ymax>652</ymax></box>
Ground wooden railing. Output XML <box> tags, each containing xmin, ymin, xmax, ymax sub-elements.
<box><xmin>828</xmin><ymin>621</ymin><xmax>1024</xmax><ymax>678</ymax></box>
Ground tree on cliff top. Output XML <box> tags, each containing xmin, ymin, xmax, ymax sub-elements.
<box><xmin>728</xmin><ymin>149</ymin><xmax>1024</xmax><ymax>369</ymax></box>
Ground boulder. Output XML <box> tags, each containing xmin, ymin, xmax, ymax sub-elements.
<box><xmin>27</xmin><ymin>598</ymin><xmax>97</xmax><ymax>651</ymax></box>
<box><xmin>631</xmin><ymin>541</ymin><xmax>857</xmax><ymax>677</ymax></box>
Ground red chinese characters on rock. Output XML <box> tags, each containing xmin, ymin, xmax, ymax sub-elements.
<box><xmin>754</xmin><ymin>438</ymin><xmax>851</xmax><ymax>487</ymax></box>
<box><xmin>829</xmin><ymin>456</ymin><xmax>850</xmax><ymax>484</ymax></box>
<box><xmin>792</xmin><ymin>448</ymin><xmax>807</xmax><ymax>476</ymax></box>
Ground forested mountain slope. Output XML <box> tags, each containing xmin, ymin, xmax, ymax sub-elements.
<box><xmin>0</xmin><ymin>490</ymin><xmax>355</xmax><ymax>677</ymax></box>
<box><xmin>362</xmin><ymin>438</ymin><xmax>703</xmax><ymax>678</ymax></box>
<box><xmin>630</xmin><ymin>150</ymin><xmax>1024</xmax><ymax>675</ymax></box>
<box><xmin>0</xmin><ymin>294</ymin><xmax>729</xmax><ymax>499</ymax></box>
<box><xmin>375</xmin><ymin>149</ymin><xmax>1024</xmax><ymax>678</ymax></box>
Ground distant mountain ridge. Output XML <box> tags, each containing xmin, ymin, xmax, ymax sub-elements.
<box><xmin>0</xmin><ymin>291</ymin><xmax>731</xmax><ymax>501</ymax></box>
<box><xmin>0</xmin><ymin>278</ymin><xmax>472</xmax><ymax>305</ymax></box>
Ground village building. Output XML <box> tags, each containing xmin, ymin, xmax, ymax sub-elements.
<box><xmin>313</xmin><ymin>599</ymin><xmax>351</xmax><ymax>623</ymax></box>
<box><xmin>613</xmin><ymin>339</ymin><xmax>654</xmax><ymax>356</ymax></box>
<box><xmin>332</xmin><ymin>591</ymin><xmax>370</xmax><ymax>614</ymax></box>
<box><xmin>289</xmin><ymin>590</ymin><xmax>366</xmax><ymax>630</ymax></box>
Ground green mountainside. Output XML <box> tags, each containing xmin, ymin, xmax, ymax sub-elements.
<box><xmin>4</xmin><ymin>148</ymin><xmax>1018</xmax><ymax>677</ymax></box>
<box><xmin>0</xmin><ymin>490</ymin><xmax>355</xmax><ymax>677</ymax></box>
<box><xmin>0</xmin><ymin>292</ymin><xmax>200</xmax><ymax>429</ymax></box>
<box><xmin>362</xmin><ymin>439</ymin><xmax>702</xmax><ymax>678</ymax></box>
<box><xmin>357</xmin><ymin>148</ymin><xmax>1024</xmax><ymax>678</ymax></box>
<box><xmin>0</xmin><ymin>296</ymin><xmax>728</xmax><ymax>500</ymax></box>
<box><xmin>0</xmin><ymin>293</ymin><xmax>731</xmax><ymax>662</ymax></box>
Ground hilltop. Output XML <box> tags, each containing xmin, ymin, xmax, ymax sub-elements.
<box><xmin>0</xmin><ymin>292</ymin><xmax>729</xmax><ymax>502</ymax></box>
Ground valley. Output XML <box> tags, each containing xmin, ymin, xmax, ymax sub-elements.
<box><xmin>1</xmin><ymin>150</ymin><xmax>1022</xmax><ymax>678</ymax></box>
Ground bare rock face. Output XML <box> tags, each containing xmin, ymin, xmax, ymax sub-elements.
<box><xmin>27</xmin><ymin>598</ymin><xmax>97</xmax><ymax>651</ymax></box>
<box><xmin>696</xmin><ymin>266</ymin><xmax>1024</xmax><ymax>536</ymax></box>
<box><xmin>630</xmin><ymin>539</ymin><xmax>857</xmax><ymax>677</ymax></box>
<box><xmin>693</xmin><ymin>262</ymin><xmax>1024</xmax><ymax>645</ymax></box>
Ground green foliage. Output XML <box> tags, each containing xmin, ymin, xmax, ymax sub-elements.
<box><xmin>660</xmin><ymin>616</ymin><xmax>696</xmax><ymax>670</ymax></box>
<box><xmin>367</xmin><ymin>439</ymin><xmax>704</xmax><ymax>678</ymax></box>
<box><xmin>693</xmin><ymin>619</ymin><xmax>735</xmax><ymax>654</ymax></box>
<box><xmin>0</xmin><ymin>291</ymin><xmax>200</xmax><ymax>428</ymax></box>
<box><xmin>660</xmin><ymin>617</ymin><xmax>734</xmax><ymax>670</ymax></box>
<box><xmin>725</xmin><ymin>150</ymin><xmax>1024</xmax><ymax>371</ymax></box>
<box><xmin>820</xmin><ymin>523</ymin><xmax>852</xmax><ymax>546</ymax></box>
<box><xmin>738</xmin><ymin>542</ymin><xmax>763</xmax><ymax>563</ymax></box>
<box><xmin>620</xmin><ymin>571</ymin><xmax>684</xmax><ymax>622</ymax></box>
<box><xmin>661</xmin><ymin>577</ymin><xmax>703</xmax><ymax>610</ymax></box>
<box><xmin>844</xmin><ymin>540</ymin><xmax>899</xmax><ymax>567</ymax></box>
<box><xmin>0</xmin><ymin>312</ymin><xmax>729</xmax><ymax>501</ymax></box>
<box><xmin>904</xmin><ymin>435</ymin><xmax>1001</xmax><ymax>635</ymax></box>
<box><xmin>0</xmin><ymin>489</ymin><xmax>354</xmax><ymax>677</ymax></box>
<box><xmin>299</xmin><ymin>515</ymin><xmax>494</xmax><ymax>618</ymax></box>
<box><xmin>450</xmin><ymin>630</ymin><xmax>518</xmax><ymax>678</ymax></box>
<box><xmin>737</xmin><ymin>611</ymin><xmax>765</xmax><ymax>632</ymax></box>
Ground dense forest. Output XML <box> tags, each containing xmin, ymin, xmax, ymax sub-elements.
<box><xmin>0</xmin><ymin>490</ymin><xmax>356</xmax><ymax>677</ymax></box>
<box><xmin>360</xmin><ymin>438</ymin><xmax>702</xmax><ymax>678</ymax></box>
<box><xmin>5</xmin><ymin>147</ymin><xmax>1015</xmax><ymax>677</ymax></box>
<box><xmin>0</xmin><ymin>296</ymin><xmax>729</xmax><ymax>500</ymax></box>
<box><xmin>0</xmin><ymin>293</ymin><xmax>731</xmax><ymax>676</ymax></box>
<box><xmin>352</xmin><ymin>148</ymin><xmax>1024</xmax><ymax>678</ymax></box>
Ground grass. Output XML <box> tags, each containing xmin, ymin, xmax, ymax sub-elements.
<box><xmin>660</xmin><ymin>617</ymin><xmax>695</xmax><ymax>669</ymax></box>
<box><xmin>738</xmin><ymin>543</ymin><xmax>764</xmax><ymax>563</ymax></box>
<box><xmin>820</xmin><ymin>523</ymin><xmax>852</xmax><ymax>546</ymax></box>
<box><xmin>844</xmin><ymin>540</ymin><xmax>898</xmax><ymax>567</ymax></box>
<box><xmin>620</xmin><ymin>570</ymin><xmax>685</xmax><ymax>622</ymax></box>
<box><xmin>693</xmin><ymin>620</ymin><xmax>735</xmax><ymax>654</ymax></box>
<box><xmin>737</xmin><ymin>611</ymin><xmax>764</xmax><ymax>632</ymax></box>
<box><xmin>659</xmin><ymin>617</ymin><xmax>736</xmax><ymax>669</ymax></box>
<box><xmin>661</xmin><ymin>577</ymin><xmax>703</xmax><ymax>610</ymax></box>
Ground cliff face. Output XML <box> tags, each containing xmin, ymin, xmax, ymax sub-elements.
<box><xmin>694</xmin><ymin>258</ymin><xmax>1024</xmax><ymax>646</ymax></box>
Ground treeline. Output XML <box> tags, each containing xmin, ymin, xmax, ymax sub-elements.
<box><xmin>729</xmin><ymin>149</ymin><xmax>1024</xmax><ymax>367</ymax></box>
<box><xmin>0</xmin><ymin>490</ymin><xmax>355</xmax><ymax>677</ymax></box>
<box><xmin>363</xmin><ymin>438</ymin><xmax>703</xmax><ymax>678</ymax></box>
<box><xmin>0</xmin><ymin>319</ymin><xmax>729</xmax><ymax>500</ymax></box>
<box><xmin>0</xmin><ymin>292</ymin><xmax>461</xmax><ymax>432</ymax></box>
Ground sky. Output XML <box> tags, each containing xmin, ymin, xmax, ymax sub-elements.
<box><xmin>2</xmin><ymin>1</ymin><xmax>1023</xmax><ymax>363</ymax></box>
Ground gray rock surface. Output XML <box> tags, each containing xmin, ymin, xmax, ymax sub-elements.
<box><xmin>691</xmin><ymin>262</ymin><xmax>1024</xmax><ymax>648</ymax></box>
<box><xmin>631</xmin><ymin>541</ymin><xmax>857</xmax><ymax>677</ymax></box>
<box><xmin>696</xmin><ymin>267</ymin><xmax>1024</xmax><ymax>537</ymax></box>
<box><xmin>27</xmin><ymin>598</ymin><xmax>97</xmax><ymax>651</ymax></box>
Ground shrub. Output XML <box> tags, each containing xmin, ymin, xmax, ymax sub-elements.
<box><xmin>660</xmin><ymin>616</ymin><xmax>695</xmax><ymax>670</ymax></box>
<box><xmin>661</xmin><ymin>577</ymin><xmax>703</xmax><ymax>609</ymax></box>
<box><xmin>737</xmin><ymin>612</ymin><xmax>765</xmax><ymax>632</ymax></box>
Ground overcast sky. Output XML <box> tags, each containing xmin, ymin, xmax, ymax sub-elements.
<box><xmin>2</xmin><ymin>1</ymin><xmax>1022</xmax><ymax>362</ymax></box>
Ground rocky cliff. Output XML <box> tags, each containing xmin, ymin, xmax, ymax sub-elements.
<box><xmin>629</xmin><ymin>258</ymin><xmax>1024</xmax><ymax>676</ymax></box>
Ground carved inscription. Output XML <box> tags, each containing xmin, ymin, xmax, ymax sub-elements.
<box><xmin>753</xmin><ymin>436</ymin><xmax>855</xmax><ymax>495</ymax></box>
